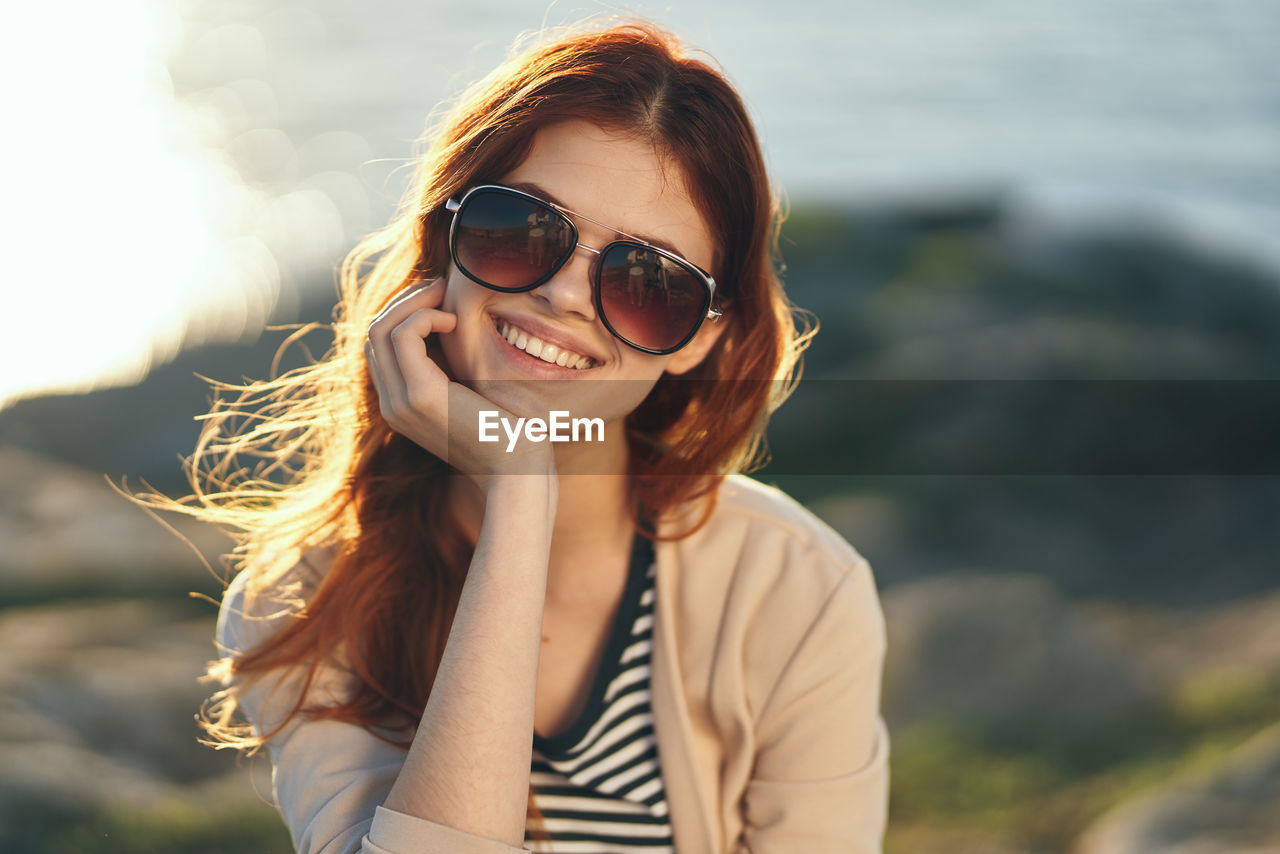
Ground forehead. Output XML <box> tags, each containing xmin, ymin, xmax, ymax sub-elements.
<box><xmin>498</xmin><ymin>120</ymin><xmax>715</xmax><ymax>271</ymax></box>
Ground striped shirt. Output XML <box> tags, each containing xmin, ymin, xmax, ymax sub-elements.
<box><xmin>524</xmin><ymin>534</ymin><xmax>674</xmax><ymax>853</ymax></box>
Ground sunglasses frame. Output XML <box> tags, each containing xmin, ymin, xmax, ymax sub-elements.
<box><xmin>445</xmin><ymin>183</ymin><xmax>722</xmax><ymax>355</ymax></box>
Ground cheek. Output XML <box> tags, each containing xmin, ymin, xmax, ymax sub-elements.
<box><xmin>607</xmin><ymin>384</ymin><xmax>658</xmax><ymax>423</ymax></box>
<box><xmin>439</xmin><ymin>267</ymin><xmax>467</xmax><ymax>314</ymax></box>
<box><xmin>441</xmin><ymin>273</ymin><xmax>493</xmax><ymax>340</ymax></box>
<box><xmin>434</xmin><ymin>274</ymin><xmax>483</xmax><ymax>379</ymax></box>
<box><xmin>592</xmin><ymin>355</ymin><xmax>669</xmax><ymax>418</ymax></box>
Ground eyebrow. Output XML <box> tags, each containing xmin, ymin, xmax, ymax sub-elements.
<box><xmin>504</xmin><ymin>181</ymin><xmax>698</xmax><ymax>266</ymax></box>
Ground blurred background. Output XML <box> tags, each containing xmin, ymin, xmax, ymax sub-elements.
<box><xmin>2</xmin><ymin>0</ymin><xmax>1278</xmax><ymax>852</ymax></box>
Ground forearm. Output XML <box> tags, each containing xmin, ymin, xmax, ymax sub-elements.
<box><xmin>382</xmin><ymin>474</ymin><xmax>557</xmax><ymax>846</ymax></box>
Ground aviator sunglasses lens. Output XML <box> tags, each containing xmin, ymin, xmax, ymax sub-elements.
<box><xmin>598</xmin><ymin>244</ymin><xmax>708</xmax><ymax>353</ymax></box>
<box><xmin>453</xmin><ymin>190</ymin><xmax>573</xmax><ymax>289</ymax></box>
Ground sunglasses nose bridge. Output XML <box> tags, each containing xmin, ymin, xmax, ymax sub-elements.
<box><xmin>559</xmin><ymin>238</ymin><xmax>607</xmax><ymax>291</ymax></box>
<box><xmin>533</xmin><ymin>238</ymin><xmax>601</xmax><ymax>321</ymax></box>
<box><xmin>568</xmin><ymin>239</ymin><xmax>602</xmax><ymax>278</ymax></box>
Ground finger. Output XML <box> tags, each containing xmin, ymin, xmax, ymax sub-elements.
<box><xmin>369</xmin><ymin>304</ymin><xmax>456</xmax><ymax>410</ymax></box>
<box><xmin>363</xmin><ymin>337</ymin><xmax>392</xmax><ymax>407</ymax></box>
<box><xmin>390</xmin><ymin>308</ymin><xmax>458</xmax><ymax>407</ymax></box>
<box><xmin>367</xmin><ymin>280</ymin><xmax>445</xmax><ymax>400</ymax></box>
<box><xmin>369</xmin><ymin>323</ymin><xmax>410</xmax><ymax>411</ymax></box>
<box><xmin>371</xmin><ymin>278</ymin><xmax>446</xmax><ymax>329</ymax></box>
<box><xmin>377</xmin><ymin>280</ymin><xmax>436</xmax><ymax>320</ymax></box>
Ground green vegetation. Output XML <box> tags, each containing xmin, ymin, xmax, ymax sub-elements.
<box><xmin>885</xmin><ymin>672</ymin><xmax>1280</xmax><ymax>852</ymax></box>
<box><xmin>11</xmin><ymin>800</ymin><xmax>292</xmax><ymax>854</ymax></box>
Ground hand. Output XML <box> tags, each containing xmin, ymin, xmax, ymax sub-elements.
<box><xmin>364</xmin><ymin>279</ymin><xmax>557</xmax><ymax>493</ymax></box>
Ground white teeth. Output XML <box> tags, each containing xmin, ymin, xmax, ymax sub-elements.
<box><xmin>495</xmin><ymin>319</ymin><xmax>593</xmax><ymax>370</ymax></box>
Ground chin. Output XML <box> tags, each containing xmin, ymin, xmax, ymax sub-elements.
<box><xmin>472</xmin><ymin>378</ymin><xmax>567</xmax><ymax>421</ymax></box>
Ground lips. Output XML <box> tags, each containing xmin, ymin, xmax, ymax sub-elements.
<box><xmin>493</xmin><ymin>317</ymin><xmax>598</xmax><ymax>370</ymax></box>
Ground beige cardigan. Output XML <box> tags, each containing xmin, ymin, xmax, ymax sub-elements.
<box><xmin>217</xmin><ymin>474</ymin><xmax>889</xmax><ymax>853</ymax></box>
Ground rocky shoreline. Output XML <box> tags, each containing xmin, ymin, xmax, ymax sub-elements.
<box><xmin>3</xmin><ymin>195</ymin><xmax>1278</xmax><ymax>852</ymax></box>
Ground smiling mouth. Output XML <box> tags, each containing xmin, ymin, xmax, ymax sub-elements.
<box><xmin>494</xmin><ymin>317</ymin><xmax>598</xmax><ymax>370</ymax></box>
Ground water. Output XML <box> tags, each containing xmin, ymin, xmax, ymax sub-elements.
<box><xmin>2</xmin><ymin>0</ymin><xmax>1277</xmax><ymax>405</ymax></box>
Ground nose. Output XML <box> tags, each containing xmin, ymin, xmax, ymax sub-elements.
<box><xmin>535</xmin><ymin>241</ymin><xmax>599</xmax><ymax>321</ymax></box>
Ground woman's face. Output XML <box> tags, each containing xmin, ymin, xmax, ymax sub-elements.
<box><xmin>437</xmin><ymin>119</ymin><xmax>724</xmax><ymax>427</ymax></box>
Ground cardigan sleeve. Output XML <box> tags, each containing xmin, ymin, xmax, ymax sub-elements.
<box><xmin>735</xmin><ymin>554</ymin><xmax>890</xmax><ymax>853</ymax></box>
<box><xmin>216</xmin><ymin>570</ymin><xmax>533</xmax><ymax>854</ymax></box>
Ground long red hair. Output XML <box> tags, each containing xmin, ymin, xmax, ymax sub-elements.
<box><xmin>161</xmin><ymin>19</ymin><xmax>813</xmax><ymax>846</ymax></box>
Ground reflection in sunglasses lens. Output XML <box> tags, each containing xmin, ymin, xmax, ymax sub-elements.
<box><xmin>455</xmin><ymin>191</ymin><xmax>572</xmax><ymax>289</ymax></box>
<box><xmin>599</xmin><ymin>244</ymin><xmax>705</xmax><ymax>352</ymax></box>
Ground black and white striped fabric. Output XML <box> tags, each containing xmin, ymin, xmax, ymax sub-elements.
<box><xmin>524</xmin><ymin>534</ymin><xmax>674</xmax><ymax>853</ymax></box>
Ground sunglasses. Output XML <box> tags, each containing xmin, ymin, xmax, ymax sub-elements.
<box><xmin>444</xmin><ymin>184</ymin><xmax>722</xmax><ymax>355</ymax></box>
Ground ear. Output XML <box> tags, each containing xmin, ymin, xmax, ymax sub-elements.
<box><xmin>663</xmin><ymin>316</ymin><xmax>728</xmax><ymax>376</ymax></box>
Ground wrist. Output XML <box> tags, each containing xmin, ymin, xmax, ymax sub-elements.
<box><xmin>479</xmin><ymin>468</ymin><xmax>559</xmax><ymax>525</ymax></box>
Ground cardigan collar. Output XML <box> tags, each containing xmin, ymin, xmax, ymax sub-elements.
<box><xmin>650</xmin><ymin>532</ymin><xmax>719</xmax><ymax>854</ymax></box>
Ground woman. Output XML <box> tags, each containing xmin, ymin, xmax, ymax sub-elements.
<box><xmin>194</xmin><ymin>19</ymin><xmax>888</xmax><ymax>854</ymax></box>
